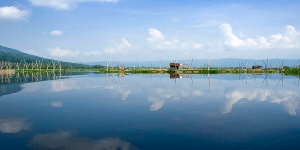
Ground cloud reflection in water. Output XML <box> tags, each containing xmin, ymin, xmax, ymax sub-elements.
<box><xmin>49</xmin><ymin>80</ymin><xmax>79</xmax><ymax>92</ymax></box>
<box><xmin>105</xmin><ymin>85</ymin><xmax>131</xmax><ymax>101</ymax></box>
<box><xmin>29</xmin><ymin>131</ymin><xmax>136</xmax><ymax>150</ymax></box>
<box><xmin>50</xmin><ymin>101</ymin><xmax>64</xmax><ymax>107</ymax></box>
<box><xmin>0</xmin><ymin>118</ymin><xmax>31</xmax><ymax>133</ymax></box>
<box><xmin>221</xmin><ymin>88</ymin><xmax>299</xmax><ymax>115</ymax></box>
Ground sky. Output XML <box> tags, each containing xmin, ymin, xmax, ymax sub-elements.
<box><xmin>0</xmin><ymin>0</ymin><xmax>300</xmax><ymax>62</ymax></box>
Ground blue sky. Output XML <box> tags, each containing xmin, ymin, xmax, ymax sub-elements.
<box><xmin>0</xmin><ymin>0</ymin><xmax>300</xmax><ymax>62</ymax></box>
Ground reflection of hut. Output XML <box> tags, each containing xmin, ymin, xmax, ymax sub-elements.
<box><xmin>170</xmin><ymin>63</ymin><xmax>181</xmax><ymax>69</ymax></box>
<box><xmin>252</xmin><ymin>65</ymin><xmax>262</xmax><ymax>69</ymax></box>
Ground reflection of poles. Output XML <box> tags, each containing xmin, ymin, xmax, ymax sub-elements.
<box><xmin>277</xmin><ymin>73</ymin><xmax>284</xmax><ymax>86</ymax></box>
<box><xmin>295</xmin><ymin>75</ymin><xmax>300</xmax><ymax>86</ymax></box>
<box><xmin>262</xmin><ymin>73</ymin><xmax>269</xmax><ymax>86</ymax></box>
<box><xmin>244</xmin><ymin>72</ymin><xmax>250</xmax><ymax>84</ymax></box>
<box><xmin>31</xmin><ymin>72</ymin><xmax>34</xmax><ymax>82</ymax></box>
<box><xmin>46</xmin><ymin>72</ymin><xmax>50</xmax><ymax>80</ymax></box>
<box><xmin>137</xmin><ymin>74</ymin><xmax>141</xmax><ymax>85</ymax></box>
<box><xmin>52</xmin><ymin>72</ymin><xmax>56</xmax><ymax>80</ymax></box>
<box><xmin>16</xmin><ymin>72</ymin><xmax>21</xmax><ymax>82</ymax></box>
<box><xmin>208</xmin><ymin>73</ymin><xmax>211</xmax><ymax>91</ymax></box>
<box><xmin>106</xmin><ymin>73</ymin><xmax>118</xmax><ymax>83</ymax></box>
<box><xmin>160</xmin><ymin>73</ymin><xmax>161</xmax><ymax>81</ymax></box>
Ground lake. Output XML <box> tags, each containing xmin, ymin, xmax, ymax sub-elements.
<box><xmin>0</xmin><ymin>72</ymin><xmax>300</xmax><ymax>150</ymax></box>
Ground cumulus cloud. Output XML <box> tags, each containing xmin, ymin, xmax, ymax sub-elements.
<box><xmin>220</xmin><ymin>23</ymin><xmax>257</xmax><ymax>49</ymax></box>
<box><xmin>28</xmin><ymin>131</ymin><xmax>135</xmax><ymax>150</ymax></box>
<box><xmin>49</xmin><ymin>47</ymin><xmax>79</xmax><ymax>57</ymax></box>
<box><xmin>0</xmin><ymin>6</ymin><xmax>29</xmax><ymax>21</ymax></box>
<box><xmin>147</xmin><ymin>28</ymin><xmax>203</xmax><ymax>50</ymax></box>
<box><xmin>50</xmin><ymin>30</ymin><xmax>63</xmax><ymax>36</ymax></box>
<box><xmin>0</xmin><ymin>118</ymin><xmax>30</xmax><ymax>133</ymax></box>
<box><xmin>118</xmin><ymin>38</ymin><xmax>131</xmax><ymax>48</ymax></box>
<box><xmin>104</xmin><ymin>38</ymin><xmax>131</xmax><ymax>54</ymax></box>
<box><xmin>220</xmin><ymin>23</ymin><xmax>300</xmax><ymax>50</ymax></box>
<box><xmin>147</xmin><ymin>28</ymin><xmax>165</xmax><ymax>43</ymax></box>
<box><xmin>29</xmin><ymin>0</ymin><xmax>118</xmax><ymax>10</ymax></box>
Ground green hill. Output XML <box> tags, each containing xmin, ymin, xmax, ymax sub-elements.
<box><xmin>0</xmin><ymin>45</ymin><xmax>89</xmax><ymax>68</ymax></box>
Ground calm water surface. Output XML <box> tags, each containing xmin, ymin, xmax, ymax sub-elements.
<box><xmin>0</xmin><ymin>73</ymin><xmax>300</xmax><ymax>150</ymax></box>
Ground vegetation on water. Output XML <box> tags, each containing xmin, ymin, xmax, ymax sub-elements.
<box><xmin>99</xmin><ymin>66</ymin><xmax>300</xmax><ymax>75</ymax></box>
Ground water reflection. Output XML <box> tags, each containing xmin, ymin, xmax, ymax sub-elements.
<box><xmin>0</xmin><ymin>118</ymin><xmax>31</xmax><ymax>134</ymax></box>
<box><xmin>49</xmin><ymin>80</ymin><xmax>79</xmax><ymax>92</ymax></box>
<box><xmin>0</xmin><ymin>72</ymin><xmax>89</xmax><ymax>85</ymax></box>
<box><xmin>0</xmin><ymin>72</ymin><xmax>89</xmax><ymax>97</ymax></box>
<box><xmin>0</xmin><ymin>73</ymin><xmax>300</xmax><ymax>149</ymax></box>
<box><xmin>50</xmin><ymin>101</ymin><xmax>64</xmax><ymax>108</ymax></box>
<box><xmin>103</xmin><ymin>73</ymin><xmax>300</xmax><ymax>116</ymax></box>
<box><xmin>0</xmin><ymin>84</ymin><xmax>22</xmax><ymax>96</ymax></box>
<box><xmin>28</xmin><ymin>131</ymin><xmax>136</xmax><ymax>150</ymax></box>
<box><xmin>222</xmin><ymin>88</ymin><xmax>299</xmax><ymax>115</ymax></box>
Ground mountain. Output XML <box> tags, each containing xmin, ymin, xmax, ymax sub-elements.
<box><xmin>0</xmin><ymin>45</ymin><xmax>89</xmax><ymax>68</ymax></box>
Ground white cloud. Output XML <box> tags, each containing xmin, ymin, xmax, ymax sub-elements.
<box><xmin>84</xmin><ymin>51</ymin><xmax>102</xmax><ymax>56</ymax></box>
<box><xmin>220</xmin><ymin>23</ymin><xmax>257</xmax><ymax>49</ymax></box>
<box><xmin>0</xmin><ymin>6</ymin><xmax>29</xmax><ymax>21</ymax></box>
<box><xmin>192</xmin><ymin>43</ymin><xmax>203</xmax><ymax>49</ymax></box>
<box><xmin>29</xmin><ymin>0</ymin><xmax>118</xmax><ymax>10</ymax></box>
<box><xmin>49</xmin><ymin>47</ymin><xmax>79</xmax><ymax>57</ymax></box>
<box><xmin>51</xmin><ymin>101</ymin><xmax>64</xmax><ymax>107</ymax></box>
<box><xmin>157</xmin><ymin>39</ymin><xmax>179</xmax><ymax>50</ymax></box>
<box><xmin>0</xmin><ymin>118</ymin><xmax>30</xmax><ymax>133</ymax></box>
<box><xmin>104</xmin><ymin>38</ymin><xmax>131</xmax><ymax>54</ymax></box>
<box><xmin>104</xmin><ymin>47</ymin><xmax>117</xmax><ymax>54</ymax></box>
<box><xmin>50</xmin><ymin>30</ymin><xmax>63</xmax><ymax>36</ymax></box>
<box><xmin>147</xmin><ymin>28</ymin><xmax>203</xmax><ymax>51</ymax></box>
<box><xmin>147</xmin><ymin>28</ymin><xmax>165</xmax><ymax>43</ymax></box>
<box><xmin>118</xmin><ymin>38</ymin><xmax>131</xmax><ymax>48</ymax></box>
<box><xmin>220</xmin><ymin>23</ymin><xmax>300</xmax><ymax>50</ymax></box>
